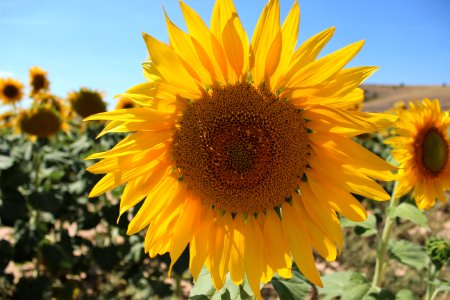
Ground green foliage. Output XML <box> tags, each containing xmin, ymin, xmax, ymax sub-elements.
<box><xmin>387</xmin><ymin>203</ymin><xmax>429</xmax><ymax>229</ymax></box>
<box><xmin>189</xmin><ymin>267</ymin><xmax>253</xmax><ymax>300</ymax></box>
<box><xmin>0</xmin><ymin>126</ymin><xmax>187</xmax><ymax>298</ymax></box>
<box><xmin>320</xmin><ymin>271</ymin><xmax>377</xmax><ymax>300</ymax></box>
<box><xmin>341</xmin><ymin>214</ymin><xmax>378</xmax><ymax>237</ymax></box>
<box><xmin>426</xmin><ymin>238</ymin><xmax>450</xmax><ymax>270</ymax></box>
<box><xmin>271</xmin><ymin>265</ymin><xmax>311</xmax><ymax>300</ymax></box>
<box><xmin>389</xmin><ymin>239</ymin><xmax>428</xmax><ymax>270</ymax></box>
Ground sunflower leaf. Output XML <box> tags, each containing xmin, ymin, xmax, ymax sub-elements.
<box><xmin>341</xmin><ymin>272</ymin><xmax>372</xmax><ymax>300</ymax></box>
<box><xmin>189</xmin><ymin>267</ymin><xmax>217</xmax><ymax>299</ymax></box>
<box><xmin>319</xmin><ymin>271</ymin><xmax>354</xmax><ymax>299</ymax></box>
<box><xmin>271</xmin><ymin>266</ymin><xmax>310</xmax><ymax>300</ymax></box>
<box><xmin>340</xmin><ymin>214</ymin><xmax>378</xmax><ymax>237</ymax></box>
<box><xmin>319</xmin><ymin>271</ymin><xmax>373</xmax><ymax>300</ymax></box>
<box><xmin>0</xmin><ymin>154</ymin><xmax>14</xmax><ymax>170</ymax></box>
<box><xmin>386</xmin><ymin>203</ymin><xmax>429</xmax><ymax>229</ymax></box>
<box><xmin>395</xmin><ymin>289</ymin><xmax>414</xmax><ymax>300</ymax></box>
<box><xmin>388</xmin><ymin>240</ymin><xmax>428</xmax><ymax>270</ymax></box>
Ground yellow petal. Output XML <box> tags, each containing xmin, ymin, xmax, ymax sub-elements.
<box><xmin>211</xmin><ymin>0</ymin><xmax>249</xmax><ymax>80</ymax></box>
<box><xmin>286</xmin><ymin>40</ymin><xmax>364</xmax><ymax>89</ymax></box>
<box><xmin>244</xmin><ymin>215</ymin><xmax>263</xmax><ymax>300</ymax></box>
<box><xmin>127</xmin><ymin>176</ymin><xmax>180</xmax><ymax>235</ymax></box>
<box><xmin>278</xmin><ymin>26</ymin><xmax>335</xmax><ymax>91</ymax></box>
<box><xmin>271</xmin><ymin>0</ymin><xmax>300</xmax><ymax>89</ymax></box>
<box><xmin>293</xmin><ymin>196</ymin><xmax>337</xmax><ymax>261</ymax></box>
<box><xmin>169</xmin><ymin>193</ymin><xmax>203</xmax><ymax>276</ymax></box>
<box><xmin>142</xmin><ymin>33</ymin><xmax>203</xmax><ymax>99</ymax></box>
<box><xmin>315</xmin><ymin>66</ymin><xmax>379</xmax><ymax>98</ymax></box>
<box><xmin>229</xmin><ymin>215</ymin><xmax>246</xmax><ymax>285</ymax></box>
<box><xmin>180</xmin><ymin>1</ymin><xmax>228</xmax><ymax>82</ymax></box>
<box><xmin>282</xmin><ymin>203</ymin><xmax>323</xmax><ymax>287</ymax></box>
<box><xmin>299</xmin><ymin>182</ymin><xmax>343</xmax><ymax>251</ymax></box>
<box><xmin>190</xmin><ymin>208</ymin><xmax>213</xmax><ymax>280</ymax></box>
<box><xmin>307</xmin><ymin>170</ymin><xmax>368</xmax><ymax>222</ymax></box>
<box><xmin>250</xmin><ymin>0</ymin><xmax>280</xmax><ymax>85</ymax></box>
<box><xmin>263</xmin><ymin>210</ymin><xmax>290</xmax><ymax>272</ymax></box>
<box><xmin>165</xmin><ymin>11</ymin><xmax>214</xmax><ymax>86</ymax></box>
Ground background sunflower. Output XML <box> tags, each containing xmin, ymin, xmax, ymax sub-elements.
<box><xmin>0</xmin><ymin>77</ymin><xmax>24</xmax><ymax>105</ymax></box>
<box><xmin>387</xmin><ymin>98</ymin><xmax>450</xmax><ymax>209</ymax></box>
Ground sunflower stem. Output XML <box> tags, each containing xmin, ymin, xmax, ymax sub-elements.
<box><xmin>425</xmin><ymin>262</ymin><xmax>438</xmax><ymax>300</ymax></box>
<box><xmin>372</xmin><ymin>180</ymin><xmax>399</xmax><ymax>288</ymax></box>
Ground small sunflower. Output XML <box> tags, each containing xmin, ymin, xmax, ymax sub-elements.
<box><xmin>386</xmin><ymin>99</ymin><xmax>450</xmax><ymax>209</ymax></box>
<box><xmin>33</xmin><ymin>93</ymin><xmax>71</xmax><ymax>132</ymax></box>
<box><xmin>0</xmin><ymin>111</ymin><xmax>15</xmax><ymax>129</ymax></box>
<box><xmin>29</xmin><ymin>66</ymin><xmax>50</xmax><ymax>96</ymax></box>
<box><xmin>18</xmin><ymin>105</ymin><xmax>63</xmax><ymax>138</ymax></box>
<box><xmin>86</xmin><ymin>0</ymin><xmax>395</xmax><ymax>296</ymax></box>
<box><xmin>0</xmin><ymin>77</ymin><xmax>24</xmax><ymax>105</ymax></box>
<box><xmin>68</xmin><ymin>87</ymin><xmax>107</xmax><ymax>118</ymax></box>
<box><xmin>115</xmin><ymin>96</ymin><xmax>137</xmax><ymax>110</ymax></box>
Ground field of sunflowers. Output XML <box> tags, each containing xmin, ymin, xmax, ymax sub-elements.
<box><xmin>1</xmin><ymin>1</ymin><xmax>450</xmax><ymax>299</ymax></box>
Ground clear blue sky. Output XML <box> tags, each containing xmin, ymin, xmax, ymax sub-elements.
<box><xmin>1</xmin><ymin>0</ymin><xmax>449</xmax><ymax>109</ymax></box>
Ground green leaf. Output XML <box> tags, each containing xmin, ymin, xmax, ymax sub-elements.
<box><xmin>189</xmin><ymin>267</ymin><xmax>216</xmax><ymax>299</ymax></box>
<box><xmin>430</xmin><ymin>279</ymin><xmax>450</xmax><ymax>292</ymax></box>
<box><xmin>364</xmin><ymin>289</ymin><xmax>395</xmax><ymax>300</ymax></box>
<box><xmin>395</xmin><ymin>289</ymin><xmax>414</xmax><ymax>300</ymax></box>
<box><xmin>271</xmin><ymin>267</ymin><xmax>310</xmax><ymax>300</ymax></box>
<box><xmin>0</xmin><ymin>154</ymin><xmax>14</xmax><ymax>170</ymax></box>
<box><xmin>341</xmin><ymin>273</ymin><xmax>372</xmax><ymax>300</ymax></box>
<box><xmin>387</xmin><ymin>203</ymin><xmax>429</xmax><ymax>228</ymax></box>
<box><xmin>190</xmin><ymin>267</ymin><xmax>254</xmax><ymax>300</ymax></box>
<box><xmin>341</xmin><ymin>214</ymin><xmax>378</xmax><ymax>237</ymax></box>
<box><xmin>319</xmin><ymin>271</ymin><xmax>356</xmax><ymax>300</ymax></box>
<box><xmin>388</xmin><ymin>240</ymin><xmax>428</xmax><ymax>270</ymax></box>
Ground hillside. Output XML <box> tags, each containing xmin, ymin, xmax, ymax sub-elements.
<box><xmin>362</xmin><ymin>84</ymin><xmax>450</xmax><ymax>112</ymax></box>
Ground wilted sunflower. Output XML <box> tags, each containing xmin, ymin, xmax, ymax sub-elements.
<box><xmin>0</xmin><ymin>77</ymin><xmax>24</xmax><ymax>105</ymax></box>
<box><xmin>29</xmin><ymin>66</ymin><xmax>50</xmax><ymax>96</ymax></box>
<box><xmin>386</xmin><ymin>99</ymin><xmax>450</xmax><ymax>209</ymax></box>
<box><xmin>86</xmin><ymin>0</ymin><xmax>395</xmax><ymax>295</ymax></box>
<box><xmin>68</xmin><ymin>87</ymin><xmax>106</xmax><ymax>118</ymax></box>
<box><xmin>18</xmin><ymin>105</ymin><xmax>63</xmax><ymax>138</ymax></box>
<box><xmin>115</xmin><ymin>96</ymin><xmax>136</xmax><ymax>110</ymax></box>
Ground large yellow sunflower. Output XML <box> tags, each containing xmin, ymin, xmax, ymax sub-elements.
<box><xmin>386</xmin><ymin>99</ymin><xmax>450</xmax><ymax>209</ymax></box>
<box><xmin>29</xmin><ymin>66</ymin><xmax>50</xmax><ymax>97</ymax></box>
<box><xmin>85</xmin><ymin>0</ymin><xmax>396</xmax><ymax>296</ymax></box>
<box><xmin>0</xmin><ymin>77</ymin><xmax>24</xmax><ymax>105</ymax></box>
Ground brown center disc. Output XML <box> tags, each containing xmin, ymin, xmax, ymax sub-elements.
<box><xmin>173</xmin><ymin>82</ymin><xmax>310</xmax><ymax>214</ymax></box>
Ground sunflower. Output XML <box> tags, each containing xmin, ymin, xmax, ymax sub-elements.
<box><xmin>115</xmin><ymin>96</ymin><xmax>137</xmax><ymax>110</ymax></box>
<box><xmin>0</xmin><ymin>77</ymin><xmax>24</xmax><ymax>105</ymax></box>
<box><xmin>85</xmin><ymin>0</ymin><xmax>395</xmax><ymax>296</ymax></box>
<box><xmin>32</xmin><ymin>93</ymin><xmax>71</xmax><ymax>132</ymax></box>
<box><xmin>29</xmin><ymin>66</ymin><xmax>50</xmax><ymax>96</ymax></box>
<box><xmin>386</xmin><ymin>99</ymin><xmax>450</xmax><ymax>209</ymax></box>
<box><xmin>18</xmin><ymin>104</ymin><xmax>63</xmax><ymax>138</ymax></box>
<box><xmin>68</xmin><ymin>87</ymin><xmax>107</xmax><ymax>118</ymax></box>
<box><xmin>0</xmin><ymin>111</ymin><xmax>15</xmax><ymax>129</ymax></box>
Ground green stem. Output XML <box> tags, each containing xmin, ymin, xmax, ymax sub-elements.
<box><xmin>175</xmin><ymin>274</ymin><xmax>182</xmax><ymax>298</ymax></box>
<box><xmin>372</xmin><ymin>180</ymin><xmax>399</xmax><ymax>288</ymax></box>
<box><xmin>425</xmin><ymin>263</ymin><xmax>438</xmax><ymax>300</ymax></box>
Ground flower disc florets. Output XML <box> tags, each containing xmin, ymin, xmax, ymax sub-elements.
<box><xmin>174</xmin><ymin>82</ymin><xmax>309</xmax><ymax>214</ymax></box>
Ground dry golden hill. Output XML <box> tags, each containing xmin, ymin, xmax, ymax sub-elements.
<box><xmin>361</xmin><ymin>84</ymin><xmax>450</xmax><ymax>112</ymax></box>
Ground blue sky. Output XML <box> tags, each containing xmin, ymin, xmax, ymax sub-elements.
<box><xmin>1</xmin><ymin>0</ymin><xmax>449</xmax><ymax>109</ymax></box>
